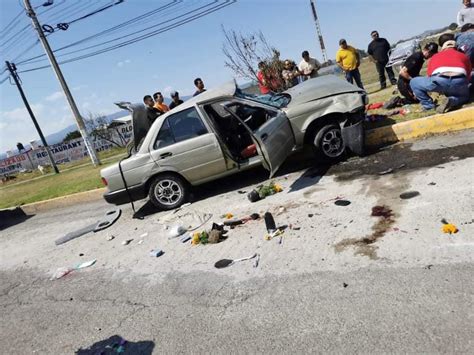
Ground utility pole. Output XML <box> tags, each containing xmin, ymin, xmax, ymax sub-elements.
<box><xmin>23</xmin><ymin>0</ymin><xmax>101</xmax><ymax>166</ymax></box>
<box><xmin>6</xmin><ymin>61</ymin><xmax>60</xmax><ymax>174</ymax></box>
<box><xmin>309</xmin><ymin>0</ymin><xmax>328</xmax><ymax>63</ymax></box>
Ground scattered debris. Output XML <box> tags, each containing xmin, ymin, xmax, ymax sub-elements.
<box><xmin>334</xmin><ymin>199</ymin><xmax>351</xmax><ymax>206</ymax></box>
<box><xmin>157</xmin><ymin>207</ymin><xmax>212</xmax><ymax>231</ymax></box>
<box><xmin>221</xmin><ymin>213</ymin><xmax>234</xmax><ymax>219</ymax></box>
<box><xmin>79</xmin><ymin>253</ymin><xmax>84</xmax><ymax>257</ymax></box>
<box><xmin>180</xmin><ymin>233</ymin><xmax>192</xmax><ymax>243</ymax></box>
<box><xmin>399</xmin><ymin>191</ymin><xmax>420</xmax><ymax>199</ymax></box>
<box><xmin>378</xmin><ymin>164</ymin><xmax>406</xmax><ymax>175</ymax></box>
<box><xmin>122</xmin><ymin>239</ymin><xmax>133</xmax><ymax>246</ymax></box>
<box><xmin>137</xmin><ymin>240</ymin><xmax>144</xmax><ymax>245</ymax></box>
<box><xmin>214</xmin><ymin>253</ymin><xmax>258</xmax><ymax>269</ymax></box>
<box><xmin>247</xmin><ymin>181</ymin><xmax>283</xmax><ymax>203</ymax></box>
<box><xmin>424</xmin><ymin>264</ymin><xmax>434</xmax><ymax>270</ymax></box>
<box><xmin>343</xmin><ymin>282</ymin><xmax>349</xmax><ymax>288</ymax></box>
<box><xmin>392</xmin><ymin>227</ymin><xmax>408</xmax><ymax>233</ymax></box>
<box><xmin>264</xmin><ymin>212</ymin><xmax>276</xmax><ymax>233</ymax></box>
<box><xmin>150</xmin><ymin>249</ymin><xmax>164</xmax><ymax>257</ymax></box>
<box><xmin>55</xmin><ymin>208</ymin><xmax>121</xmax><ymax>245</ymax></box>
<box><xmin>441</xmin><ymin>219</ymin><xmax>459</xmax><ymax>234</ymax></box>
<box><xmin>51</xmin><ymin>259</ymin><xmax>96</xmax><ymax>280</ymax></box>
<box><xmin>290</xmin><ymin>224</ymin><xmax>301</xmax><ymax>231</ymax></box>
<box><xmin>264</xmin><ymin>229</ymin><xmax>284</xmax><ymax>241</ymax></box>
<box><xmin>308</xmin><ymin>213</ymin><xmax>314</xmax><ymax>218</ymax></box>
<box><xmin>366</xmin><ymin>102</ymin><xmax>384</xmax><ymax>110</ymax></box>
<box><xmin>139</xmin><ymin>232</ymin><xmax>148</xmax><ymax>238</ymax></box>
<box><xmin>279</xmin><ymin>206</ymin><xmax>286</xmax><ymax>214</ymax></box>
<box><xmin>208</xmin><ymin>229</ymin><xmax>223</xmax><ymax>244</ymax></box>
<box><xmin>237</xmin><ymin>190</ymin><xmax>247</xmax><ymax>194</ymax></box>
<box><xmin>168</xmin><ymin>225</ymin><xmax>187</xmax><ymax>239</ymax></box>
<box><xmin>191</xmin><ymin>231</ymin><xmax>209</xmax><ymax>245</ymax></box>
<box><xmin>428</xmin><ymin>182</ymin><xmax>436</xmax><ymax>186</ymax></box>
<box><xmin>106</xmin><ymin>235</ymin><xmax>115</xmax><ymax>241</ymax></box>
<box><xmin>365</xmin><ymin>114</ymin><xmax>387</xmax><ymax>122</ymax></box>
<box><xmin>254</xmin><ymin>253</ymin><xmax>260</xmax><ymax>268</ymax></box>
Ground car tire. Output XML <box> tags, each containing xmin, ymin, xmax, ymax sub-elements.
<box><xmin>312</xmin><ymin>124</ymin><xmax>346</xmax><ymax>162</ymax></box>
<box><xmin>148</xmin><ymin>173</ymin><xmax>188</xmax><ymax>210</ymax></box>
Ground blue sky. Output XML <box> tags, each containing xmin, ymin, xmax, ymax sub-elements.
<box><xmin>0</xmin><ymin>0</ymin><xmax>460</xmax><ymax>152</ymax></box>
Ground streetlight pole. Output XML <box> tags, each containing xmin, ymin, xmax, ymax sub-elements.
<box><xmin>22</xmin><ymin>0</ymin><xmax>101</xmax><ymax>166</ymax></box>
<box><xmin>6</xmin><ymin>61</ymin><xmax>60</xmax><ymax>174</ymax></box>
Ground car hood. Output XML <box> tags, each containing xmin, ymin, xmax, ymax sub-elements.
<box><xmin>284</xmin><ymin>75</ymin><xmax>364</xmax><ymax>107</ymax></box>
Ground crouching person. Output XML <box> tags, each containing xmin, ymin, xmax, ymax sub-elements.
<box><xmin>397</xmin><ymin>42</ymin><xmax>438</xmax><ymax>103</ymax></box>
<box><xmin>410</xmin><ymin>33</ymin><xmax>472</xmax><ymax>113</ymax></box>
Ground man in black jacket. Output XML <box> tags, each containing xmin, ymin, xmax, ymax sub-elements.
<box><xmin>397</xmin><ymin>42</ymin><xmax>438</xmax><ymax>103</ymax></box>
<box><xmin>368</xmin><ymin>30</ymin><xmax>396</xmax><ymax>89</ymax></box>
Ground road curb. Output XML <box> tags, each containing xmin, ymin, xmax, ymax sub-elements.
<box><xmin>366</xmin><ymin>106</ymin><xmax>474</xmax><ymax>146</ymax></box>
<box><xmin>1</xmin><ymin>188</ymin><xmax>106</xmax><ymax>216</ymax></box>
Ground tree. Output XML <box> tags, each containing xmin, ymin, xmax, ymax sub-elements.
<box><xmin>85</xmin><ymin>113</ymin><xmax>125</xmax><ymax>147</ymax></box>
<box><xmin>63</xmin><ymin>130</ymin><xmax>81</xmax><ymax>142</ymax></box>
<box><xmin>221</xmin><ymin>27</ymin><xmax>285</xmax><ymax>92</ymax></box>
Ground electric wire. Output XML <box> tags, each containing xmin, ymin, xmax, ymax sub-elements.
<box><xmin>17</xmin><ymin>0</ymin><xmax>182</xmax><ymax>65</ymax></box>
<box><xmin>17</xmin><ymin>0</ymin><xmax>236</xmax><ymax>74</ymax></box>
<box><xmin>18</xmin><ymin>0</ymin><xmax>216</xmax><ymax>66</ymax></box>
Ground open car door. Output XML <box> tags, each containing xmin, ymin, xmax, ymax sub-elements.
<box><xmin>223</xmin><ymin>104</ymin><xmax>295</xmax><ymax>177</ymax></box>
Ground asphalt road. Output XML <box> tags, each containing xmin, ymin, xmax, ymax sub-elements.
<box><xmin>1</xmin><ymin>130</ymin><xmax>473</xmax><ymax>354</ymax></box>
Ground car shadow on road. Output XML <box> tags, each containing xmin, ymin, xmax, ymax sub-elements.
<box><xmin>75</xmin><ymin>335</ymin><xmax>154</xmax><ymax>354</ymax></box>
<box><xmin>0</xmin><ymin>207</ymin><xmax>34</xmax><ymax>231</ymax></box>
<box><xmin>133</xmin><ymin>149</ymin><xmax>332</xmax><ymax>218</ymax></box>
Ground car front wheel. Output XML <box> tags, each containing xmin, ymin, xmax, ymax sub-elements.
<box><xmin>312</xmin><ymin>124</ymin><xmax>346</xmax><ymax>161</ymax></box>
<box><xmin>148</xmin><ymin>174</ymin><xmax>188</xmax><ymax>210</ymax></box>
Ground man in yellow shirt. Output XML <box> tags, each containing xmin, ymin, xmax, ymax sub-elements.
<box><xmin>153</xmin><ymin>92</ymin><xmax>170</xmax><ymax>113</ymax></box>
<box><xmin>336</xmin><ymin>39</ymin><xmax>364</xmax><ymax>89</ymax></box>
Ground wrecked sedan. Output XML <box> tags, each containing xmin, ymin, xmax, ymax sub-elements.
<box><xmin>101</xmin><ymin>75</ymin><xmax>367</xmax><ymax>209</ymax></box>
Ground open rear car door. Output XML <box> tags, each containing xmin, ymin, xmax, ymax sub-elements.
<box><xmin>222</xmin><ymin>104</ymin><xmax>295</xmax><ymax>177</ymax></box>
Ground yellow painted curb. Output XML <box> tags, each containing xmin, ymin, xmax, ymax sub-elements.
<box><xmin>366</xmin><ymin>106</ymin><xmax>474</xmax><ymax>146</ymax></box>
<box><xmin>19</xmin><ymin>188</ymin><xmax>106</xmax><ymax>214</ymax></box>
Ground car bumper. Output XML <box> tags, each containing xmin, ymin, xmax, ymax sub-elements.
<box><xmin>342</xmin><ymin>111</ymin><xmax>365</xmax><ymax>156</ymax></box>
<box><xmin>103</xmin><ymin>183</ymin><xmax>147</xmax><ymax>205</ymax></box>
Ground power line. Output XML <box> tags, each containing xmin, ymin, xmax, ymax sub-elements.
<box><xmin>0</xmin><ymin>9</ymin><xmax>25</xmax><ymax>36</ymax></box>
<box><xmin>19</xmin><ymin>0</ymin><xmax>218</xmax><ymax>65</ymax></box>
<box><xmin>17</xmin><ymin>0</ymin><xmax>182</xmax><ymax>64</ymax></box>
<box><xmin>17</xmin><ymin>0</ymin><xmax>236</xmax><ymax>74</ymax></box>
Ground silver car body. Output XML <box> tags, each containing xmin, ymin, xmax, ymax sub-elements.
<box><xmin>101</xmin><ymin>75</ymin><xmax>366</xmax><ymax>205</ymax></box>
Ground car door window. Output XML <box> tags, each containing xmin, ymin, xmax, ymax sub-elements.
<box><xmin>154</xmin><ymin>107</ymin><xmax>208</xmax><ymax>149</ymax></box>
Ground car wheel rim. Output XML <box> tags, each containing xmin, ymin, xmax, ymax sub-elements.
<box><xmin>321</xmin><ymin>128</ymin><xmax>344</xmax><ymax>158</ymax></box>
<box><xmin>154</xmin><ymin>179</ymin><xmax>182</xmax><ymax>206</ymax></box>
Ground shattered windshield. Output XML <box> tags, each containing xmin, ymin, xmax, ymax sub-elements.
<box><xmin>235</xmin><ymin>88</ymin><xmax>291</xmax><ymax>109</ymax></box>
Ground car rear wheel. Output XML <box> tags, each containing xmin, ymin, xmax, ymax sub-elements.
<box><xmin>312</xmin><ymin>124</ymin><xmax>346</xmax><ymax>161</ymax></box>
<box><xmin>148</xmin><ymin>174</ymin><xmax>188</xmax><ymax>210</ymax></box>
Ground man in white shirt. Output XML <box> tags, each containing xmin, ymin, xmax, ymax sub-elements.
<box><xmin>298</xmin><ymin>50</ymin><xmax>322</xmax><ymax>81</ymax></box>
<box><xmin>457</xmin><ymin>0</ymin><xmax>474</xmax><ymax>27</ymax></box>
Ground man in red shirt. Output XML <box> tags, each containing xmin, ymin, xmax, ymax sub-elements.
<box><xmin>410</xmin><ymin>33</ymin><xmax>471</xmax><ymax>113</ymax></box>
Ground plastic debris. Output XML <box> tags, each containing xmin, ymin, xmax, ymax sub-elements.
<box><xmin>168</xmin><ymin>225</ymin><xmax>187</xmax><ymax>238</ymax></box>
<box><xmin>264</xmin><ymin>229</ymin><xmax>284</xmax><ymax>241</ymax></box>
<box><xmin>441</xmin><ymin>219</ymin><xmax>458</xmax><ymax>234</ymax></box>
<box><xmin>139</xmin><ymin>232</ymin><xmax>148</xmax><ymax>238</ymax></box>
<box><xmin>51</xmin><ymin>259</ymin><xmax>96</xmax><ymax>280</ymax></box>
<box><xmin>334</xmin><ymin>200</ymin><xmax>351</xmax><ymax>206</ymax></box>
<box><xmin>150</xmin><ymin>249</ymin><xmax>164</xmax><ymax>257</ymax></box>
<box><xmin>214</xmin><ymin>253</ymin><xmax>258</xmax><ymax>269</ymax></box>
<box><xmin>264</xmin><ymin>212</ymin><xmax>276</xmax><ymax>233</ymax></box>
<box><xmin>254</xmin><ymin>254</ymin><xmax>260</xmax><ymax>268</ymax></box>
<box><xmin>106</xmin><ymin>235</ymin><xmax>115</xmax><ymax>241</ymax></box>
<box><xmin>137</xmin><ymin>240</ymin><xmax>144</xmax><ymax>245</ymax></box>
<box><xmin>378</xmin><ymin>164</ymin><xmax>406</xmax><ymax>175</ymax></box>
<box><xmin>122</xmin><ymin>239</ymin><xmax>133</xmax><ymax>246</ymax></box>
<box><xmin>180</xmin><ymin>233</ymin><xmax>192</xmax><ymax>243</ymax></box>
<box><xmin>247</xmin><ymin>181</ymin><xmax>283</xmax><ymax>203</ymax></box>
<box><xmin>221</xmin><ymin>213</ymin><xmax>234</xmax><ymax>219</ymax></box>
<box><xmin>399</xmin><ymin>191</ymin><xmax>420</xmax><ymax>199</ymax></box>
<box><xmin>191</xmin><ymin>231</ymin><xmax>209</xmax><ymax>245</ymax></box>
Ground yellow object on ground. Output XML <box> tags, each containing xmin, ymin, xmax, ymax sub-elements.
<box><xmin>442</xmin><ymin>223</ymin><xmax>458</xmax><ymax>234</ymax></box>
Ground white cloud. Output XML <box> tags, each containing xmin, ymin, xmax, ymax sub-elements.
<box><xmin>45</xmin><ymin>91</ymin><xmax>65</xmax><ymax>102</ymax></box>
<box><xmin>117</xmin><ymin>59</ymin><xmax>132</xmax><ymax>67</ymax></box>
